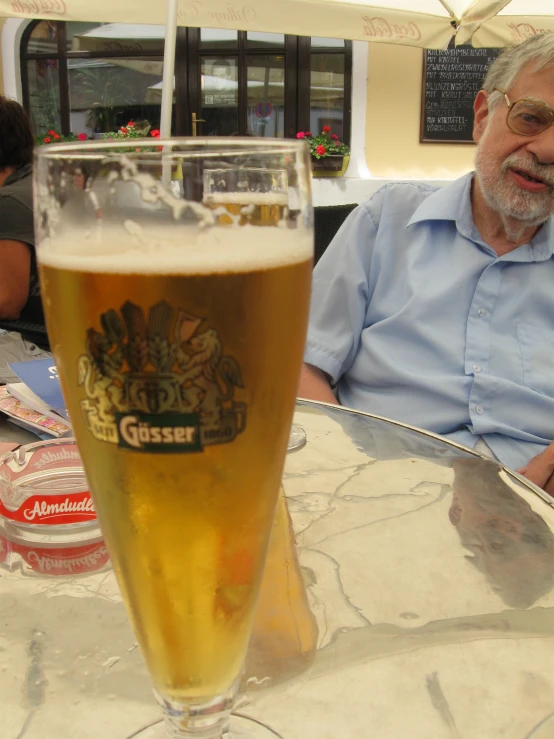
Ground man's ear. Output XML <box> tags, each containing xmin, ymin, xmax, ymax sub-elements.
<box><xmin>473</xmin><ymin>89</ymin><xmax>490</xmax><ymax>144</ymax></box>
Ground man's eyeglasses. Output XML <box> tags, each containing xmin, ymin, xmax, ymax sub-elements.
<box><xmin>494</xmin><ymin>88</ymin><xmax>554</xmax><ymax>137</ymax></box>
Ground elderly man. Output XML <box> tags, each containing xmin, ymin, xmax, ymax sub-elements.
<box><xmin>299</xmin><ymin>33</ymin><xmax>554</xmax><ymax>494</ymax></box>
<box><xmin>0</xmin><ymin>96</ymin><xmax>50</xmax><ymax>379</ymax></box>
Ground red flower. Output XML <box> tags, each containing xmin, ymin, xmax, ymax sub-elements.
<box><xmin>127</xmin><ymin>121</ymin><xmax>134</xmax><ymax>127</ymax></box>
<box><xmin>150</xmin><ymin>129</ymin><xmax>160</xmax><ymax>138</ymax></box>
<box><xmin>323</xmin><ymin>125</ymin><xmax>331</xmax><ymax>133</ymax></box>
<box><xmin>43</xmin><ymin>136</ymin><xmax>51</xmax><ymax>143</ymax></box>
<box><xmin>331</xmin><ymin>134</ymin><xmax>339</xmax><ymax>140</ymax></box>
<box><xmin>120</xmin><ymin>126</ymin><xmax>129</xmax><ymax>134</ymax></box>
<box><xmin>53</xmin><ymin>133</ymin><xmax>61</xmax><ymax>139</ymax></box>
<box><xmin>306</xmin><ymin>131</ymin><xmax>312</xmax><ymax>137</ymax></box>
<box><xmin>48</xmin><ymin>129</ymin><xmax>56</xmax><ymax>135</ymax></box>
<box><xmin>77</xmin><ymin>133</ymin><xmax>87</xmax><ymax>141</ymax></box>
<box><xmin>315</xmin><ymin>144</ymin><xmax>326</xmax><ymax>156</ymax></box>
<box><xmin>296</xmin><ymin>131</ymin><xmax>305</xmax><ymax>139</ymax></box>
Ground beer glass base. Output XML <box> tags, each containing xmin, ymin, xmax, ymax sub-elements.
<box><xmin>128</xmin><ymin>713</ymin><xmax>284</xmax><ymax>739</ymax></box>
<box><xmin>287</xmin><ymin>424</ymin><xmax>306</xmax><ymax>453</ymax></box>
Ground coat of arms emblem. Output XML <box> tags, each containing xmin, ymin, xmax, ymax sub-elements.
<box><xmin>78</xmin><ymin>301</ymin><xmax>246</xmax><ymax>453</ymax></box>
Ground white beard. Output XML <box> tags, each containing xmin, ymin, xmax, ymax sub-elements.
<box><xmin>475</xmin><ymin>130</ymin><xmax>554</xmax><ymax>227</ymax></box>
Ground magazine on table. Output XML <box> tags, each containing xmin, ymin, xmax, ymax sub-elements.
<box><xmin>0</xmin><ymin>386</ymin><xmax>70</xmax><ymax>438</ymax></box>
<box><xmin>8</xmin><ymin>358</ymin><xmax>69</xmax><ymax>421</ymax></box>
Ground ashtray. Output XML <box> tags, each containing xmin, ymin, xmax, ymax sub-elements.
<box><xmin>0</xmin><ymin>438</ymin><xmax>99</xmax><ymax>544</ymax></box>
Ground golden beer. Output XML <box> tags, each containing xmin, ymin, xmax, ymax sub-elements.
<box><xmin>39</xmin><ymin>226</ymin><xmax>312</xmax><ymax>702</ymax></box>
<box><xmin>245</xmin><ymin>487</ymin><xmax>318</xmax><ymax>686</ymax></box>
<box><xmin>204</xmin><ymin>192</ymin><xmax>288</xmax><ymax>227</ymax></box>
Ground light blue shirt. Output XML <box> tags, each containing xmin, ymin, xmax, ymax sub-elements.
<box><xmin>305</xmin><ymin>173</ymin><xmax>554</xmax><ymax>470</ymax></box>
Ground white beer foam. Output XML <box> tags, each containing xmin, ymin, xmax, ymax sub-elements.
<box><xmin>38</xmin><ymin>224</ymin><xmax>313</xmax><ymax>275</ymax></box>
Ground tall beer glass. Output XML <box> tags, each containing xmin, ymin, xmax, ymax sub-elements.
<box><xmin>34</xmin><ymin>139</ymin><xmax>313</xmax><ymax>738</ymax></box>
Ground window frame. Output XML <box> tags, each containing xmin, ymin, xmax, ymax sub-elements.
<box><xmin>20</xmin><ymin>20</ymin><xmax>352</xmax><ymax>143</ymax></box>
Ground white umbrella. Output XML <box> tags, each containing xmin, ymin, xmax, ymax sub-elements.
<box><xmin>3</xmin><ymin>0</ymin><xmax>554</xmax><ymax>136</ymax></box>
<box><xmin>0</xmin><ymin>0</ymin><xmax>473</xmax><ymax>48</ymax></box>
<box><xmin>457</xmin><ymin>0</ymin><xmax>554</xmax><ymax>46</ymax></box>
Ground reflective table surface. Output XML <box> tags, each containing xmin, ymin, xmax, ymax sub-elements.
<box><xmin>2</xmin><ymin>400</ymin><xmax>554</xmax><ymax>739</ymax></box>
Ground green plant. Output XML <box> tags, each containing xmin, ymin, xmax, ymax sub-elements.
<box><xmin>35</xmin><ymin>130</ymin><xmax>87</xmax><ymax>146</ymax></box>
<box><xmin>71</xmin><ymin>66</ymin><xmax>137</xmax><ymax>133</ymax></box>
<box><xmin>104</xmin><ymin>120</ymin><xmax>158</xmax><ymax>140</ymax></box>
<box><xmin>296</xmin><ymin>125</ymin><xmax>350</xmax><ymax>159</ymax></box>
<box><xmin>101</xmin><ymin>121</ymin><xmax>161</xmax><ymax>153</ymax></box>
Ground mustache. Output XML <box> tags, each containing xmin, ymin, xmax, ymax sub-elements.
<box><xmin>501</xmin><ymin>155</ymin><xmax>554</xmax><ymax>188</ymax></box>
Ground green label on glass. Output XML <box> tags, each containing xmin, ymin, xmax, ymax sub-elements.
<box><xmin>115</xmin><ymin>412</ymin><xmax>203</xmax><ymax>453</ymax></box>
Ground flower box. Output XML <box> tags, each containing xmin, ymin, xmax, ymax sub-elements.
<box><xmin>311</xmin><ymin>155</ymin><xmax>350</xmax><ymax>178</ymax></box>
<box><xmin>311</xmin><ymin>155</ymin><xmax>344</xmax><ymax>172</ymax></box>
<box><xmin>296</xmin><ymin>125</ymin><xmax>350</xmax><ymax>178</ymax></box>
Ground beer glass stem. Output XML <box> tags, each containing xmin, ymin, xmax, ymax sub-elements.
<box><xmin>157</xmin><ymin>686</ymin><xmax>236</xmax><ymax>738</ymax></box>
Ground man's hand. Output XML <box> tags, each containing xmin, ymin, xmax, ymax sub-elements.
<box><xmin>0</xmin><ymin>239</ymin><xmax>30</xmax><ymax>318</ymax></box>
<box><xmin>518</xmin><ymin>441</ymin><xmax>554</xmax><ymax>496</ymax></box>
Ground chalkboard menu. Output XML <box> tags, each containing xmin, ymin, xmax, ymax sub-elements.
<box><xmin>421</xmin><ymin>46</ymin><xmax>501</xmax><ymax>144</ymax></box>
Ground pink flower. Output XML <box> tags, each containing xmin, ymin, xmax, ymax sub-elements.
<box><xmin>306</xmin><ymin>131</ymin><xmax>312</xmax><ymax>137</ymax></box>
<box><xmin>315</xmin><ymin>144</ymin><xmax>326</xmax><ymax>156</ymax></box>
<box><xmin>323</xmin><ymin>125</ymin><xmax>331</xmax><ymax>133</ymax></box>
<box><xmin>77</xmin><ymin>133</ymin><xmax>87</xmax><ymax>141</ymax></box>
<box><xmin>296</xmin><ymin>132</ymin><xmax>305</xmax><ymax>139</ymax></box>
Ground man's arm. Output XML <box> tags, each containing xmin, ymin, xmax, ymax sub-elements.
<box><xmin>297</xmin><ymin>362</ymin><xmax>338</xmax><ymax>405</ymax></box>
<box><xmin>0</xmin><ymin>239</ymin><xmax>31</xmax><ymax>318</ymax></box>
<box><xmin>519</xmin><ymin>441</ymin><xmax>554</xmax><ymax>496</ymax></box>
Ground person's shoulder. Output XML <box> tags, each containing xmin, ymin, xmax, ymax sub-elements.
<box><xmin>0</xmin><ymin>191</ymin><xmax>32</xmax><ymax>217</ymax></box>
<box><xmin>359</xmin><ymin>181</ymin><xmax>438</xmax><ymax>229</ymax></box>
<box><xmin>0</xmin><ymin>175</ymin><xmax>33</xmax><ymax>212</ymax></box>
<box><xmin>0</xmin><ymin>194</ymin><xmax>34</xmax><ymax>247</ymax></box>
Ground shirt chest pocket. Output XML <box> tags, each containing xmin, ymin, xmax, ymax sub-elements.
<box><xmin>516</xmin><ymin>320</ymin><xmax>554</xmax><ymax>398</ymax></box>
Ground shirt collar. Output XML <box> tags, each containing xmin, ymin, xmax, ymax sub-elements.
<box><xmin>407</xmin><ymin>172</ymin><xmax>473</xmax><ymax>228</ymax></box>
<box><xmin>407</xmin><ymin>171</ymin><xmax>554</xmax><ymax>262</ymax></box>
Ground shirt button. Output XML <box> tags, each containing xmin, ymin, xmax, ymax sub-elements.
<box><xmin>477</xmin><ymin>308</ymin><xmax>486</xmax><ymax>317</ymax></box>
<box><xmin>475</xmin><ymin>405</ymin><xmax>484</xmax><ymax>414</ymax></box>
<box><xmin>472</xmin><ymin>364</ymin><xmax>482</xmax><ymax>373</ymax></box>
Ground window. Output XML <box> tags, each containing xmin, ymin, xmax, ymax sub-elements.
<box><xmin>21</xmin><ymin>22</ymin><xmax>351</xmax><ymax>143</ymax></box>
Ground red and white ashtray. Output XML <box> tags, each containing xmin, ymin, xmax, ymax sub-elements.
<box><xmin>0</xmin><ymin>438</ymin><xmax>97</xmax><ymax>537</ymax></box>
<box><xmin>0</xmin><ymin>531</ymin><xmax>109</xmax><ymax>577</ymax></box>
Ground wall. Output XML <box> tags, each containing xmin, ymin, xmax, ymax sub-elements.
<box><xmin>1</xmin><ymin>24</ymin><xmax>473</xmax><ymax>204</ymax></box>
<box><xmin>365</xmin><ymin>43</ymin><xmax>477</xmax><ymax>180</ymax></box>
<box><xmin>0</xmin><ymin>20</ymin><xmax>5</xmax><ymax>95</ymax></box>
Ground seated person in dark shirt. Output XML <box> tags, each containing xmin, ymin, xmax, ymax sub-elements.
<box><xmin>0</xmin><ymin>96</ymin><xmax>50</xmax><ymax>379</ymax></box>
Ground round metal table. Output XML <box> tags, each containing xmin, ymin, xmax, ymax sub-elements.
<box><xmin>2</xmin><ymin>400</ymin><xmax>554</xmax><ymax>739</ymax></box>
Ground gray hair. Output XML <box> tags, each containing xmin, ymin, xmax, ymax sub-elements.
<box><xmin>482</xmin><ymin>32</ymin><xmax>554</xmax><ymax>109</ymax></box>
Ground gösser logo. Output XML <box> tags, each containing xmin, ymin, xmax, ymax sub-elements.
<box><xmin>79</xmin><ymin>301</ymin><xmax>247</xmax><ymax>454</ymax></box>
<box><xmin>116</xmin><ymin>413</ymin><xmax>202</xmax><ymax>453</ymax></box>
